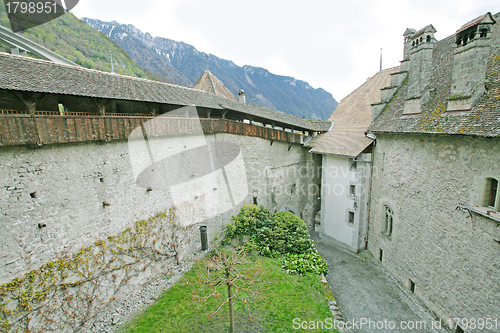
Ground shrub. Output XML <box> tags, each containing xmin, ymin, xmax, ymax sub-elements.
<box><xmin>224</xmin><ymin>207</ymin><xmax>329</xmax><ymax>276</ymax></box>
<box><xmin>224</xmin><ymin>204</ymin><xmax>272</xmax><ymax>241</ymax></box>
<box><xmin>282</xmin><ymin>250</ymin><xmax>329</xmax><ymax>276</ymax></box>
<box><xmin>255</xmin><ymin>211</ymin><xmax>313</xmax><ymax>255</ymax></box>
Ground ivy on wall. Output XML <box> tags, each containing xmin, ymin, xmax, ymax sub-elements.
<box><xmin>0</xmin><ymin>207</ymin><xmax>199</xmax><ymax>332</ymax></box>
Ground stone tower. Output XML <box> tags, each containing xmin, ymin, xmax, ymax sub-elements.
<box><xmin>403</xmin><ymin>24</ymin><xmax>437</xmax><ymax>115</ymax></box>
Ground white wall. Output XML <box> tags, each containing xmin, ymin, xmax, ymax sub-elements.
<box><xmin>320</xmin><ymin>153</ymin><xmax>371</xmax><ymax>252</ymax></box>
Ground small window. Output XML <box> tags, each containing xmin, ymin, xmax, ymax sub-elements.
<box><xmin>426</xmin><ymin>35</ymin><xmax>431</xmax><ymax>42</ymax></box>
<box><xmin>409</xmin><ymin>279</ymin><xmax>415</xmax><ymax>293</ymax></box>
<box><xmin>480</xmin><ymin>29</ymin><xmax>487</xmax><ymax>38</ymax></box>
<box><xmin>484</xmin><ymin>178</ymin><xmax>498</xmax><ymax>209</ymax></box>
<box><xmin>349</xmin><ymin>184</ymin><xmax>356</xmax><ymax>197</ymax></box>
<box><xmin>349</xmin><ymin>158</ymin><xmax>357</xmax><ymax>170</ymax></box>
<box><xmin>379</xmin><ymin>248</ymin><xmax>383</xmax><ymax>261</ymax></box>
<box><xmin>348</xmin><ymin>211</ymin><xmax>355</xmax><ymax>224</ymax></box>
<box><xmin>382</xmin><ymin>205</ymin><xmax>394</xmax><ymax>238</ymax></box>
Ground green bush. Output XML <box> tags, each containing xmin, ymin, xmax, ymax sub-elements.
<box><xmin>224</xmin><ymin>204</ymin><xmax>272</xmax><ymax>241</ymax></box>
<box><xmin>282</xmin><ymin>250</ymin><xmax>329</xmax><ymax>276</ymax></box>
<box><xmin>224</xmin><ymin>206</ymin><xmax>329</xmax><ymax>276</ymax></box>
<box><xmin>255</xmin><ymin>211</ymin><xmax>313</xmax><ymax>256</ymax></box>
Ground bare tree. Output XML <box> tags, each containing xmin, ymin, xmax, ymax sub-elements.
<box><xmin>186</xmin><ymin>249</ymin><xmax>275</xmax><ymax>333</ymax></box>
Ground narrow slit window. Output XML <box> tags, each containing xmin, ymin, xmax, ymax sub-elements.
<box><xmin>488</xmin><ymin>178</ymin><xmax>498</xmax><ymax>208</ymax></box>
<box><xmin>409</xmin><ymin>279</ymin><xmax>415</xmax><ymax>293</ymax></box>
<box><xmin>383</xmin><ymin>205</ymin><xmax>394</xmax><ymax>237</ymax></box>
<box><xmin>484</xmin><ymin>178</ymin><xmax>498</xmax><ymax>209</ymax></box>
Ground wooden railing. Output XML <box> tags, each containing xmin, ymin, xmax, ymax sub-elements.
<box><xmin>0</xmin><ymin>113</ymin><xmax>305</xmax><ymax>147</ymax></box>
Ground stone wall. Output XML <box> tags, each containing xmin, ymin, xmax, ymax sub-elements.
<box><xmin>0</xmin><ymin>131</ymin><xmax>321</xmax><ymax>331</ymax></box>
<box><xmin>367</xmin><ymin>133</ymin><xmax>500</xmax><ymax>330</ymax></box>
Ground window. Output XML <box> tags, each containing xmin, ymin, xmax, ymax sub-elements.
<box><xmin>484</xmin><ymin>178</ymin><xmax>498</xmax><ymax>209</ymax></box>
<box><xmin>349</xmin><ymin>184</ymin><xmax>356</xmax><ymax>197</ymax></box>
<box><xmin>409</xmin><ymin>279</ymin><xmax>415</xmax><ymax>293</ymax></box>
<box><xmin>349</xmin><ymin>158</ymin><xmax>357</xmax><ymax>171</ymax></box>
<box><xmin>426</xmin><ymin>35</ymin><xmax>431</xmax><ymax>42</ymax></box>
<box><xmin>382</xmin><ymin>205</ymin><xmax>394</xmax><ymax>238</ymax></box>
<box><xmin>348</xmin><ymin>211</ymin><xmax>355</xmax><ymax>224</ymax></box>
<box><xmin>480</xmin><ymin>29</ymin><xmax>488</xmax><ymax>38</ymax></box>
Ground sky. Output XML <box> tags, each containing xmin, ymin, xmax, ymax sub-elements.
<box><xmin>71</xmin><ymin>0</ymin><xmax>500</xmax><ymax>102</ymax></box>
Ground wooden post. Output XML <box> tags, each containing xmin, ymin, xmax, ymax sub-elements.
<box><xmin>13</xmin><ymin>92</ymin><xmax>45</xmax><ymax>115</ymax></box>
<box><xmin>145</xmin><ymin>102</ymin><xmax>159</xmax><ymax>116</ymax></box>
<box><xmin>89</xmin><ymin>98</ymin><xmax>110</xmax><ymax>116</ymax></box>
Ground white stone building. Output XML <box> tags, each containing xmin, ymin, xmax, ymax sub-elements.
<box><xmin>305</xmin><ymin>67</ymin><xmax>398</xmax><ymax>252</ymax></box>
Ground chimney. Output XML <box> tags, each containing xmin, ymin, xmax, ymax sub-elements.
<box><xmin>402</xmin><ymin>24</ymin><xmax>437</xmax><ymax>115</ymax></box>
<box><xmin>447</xmin><ymin>12</ymin><xmax>496</xmax><ymax>112</ymax></box>
<box><xmin>238</xmin><ymin>89</ymin><xmax>246</xmax><ymax>103</ymax></box>
<box><xmin>402</xmin><ymin>28</ymin><xmax>416</xmax><ymax>67</ymax></box>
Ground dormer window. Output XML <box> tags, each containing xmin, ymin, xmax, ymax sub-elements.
<box><xmin>455</xmin><ymin>12</ymin><xmax>496</xmax><ymax>47</ymax></box>
<box><xmin>426</xmin><ymin>35</ymin><xmax>431</xmax><ymax>42</ymax></box>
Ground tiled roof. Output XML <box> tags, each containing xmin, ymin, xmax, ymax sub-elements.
<box><xmin>368</xmin><ymin>12</ymin><xmax>500</xmax><ymax>138</ymax></box>
<box><xmin>306</xmin><ymin>67</ymin><xmax>398</xmax><ymax>157</ymax></box>
<box><xmin>457</xmin><ymin>12</ymin><xmax>496</xmax><ymax>33</ymax></box>
<box><xmin>193</xmin><ymin>70</ymin><xmax>237</xmax><ymax>101</ymax></box>
<box><xmin>309</xmin><ymin>120</ymin><xmax>333</xmax><ymax>132</ymax></box>
<box><xmin>413</xmin><ymin>24</ymin><xmax>437</xmax><ymax>37</ymax></box>
<box><xmin>0</xmin><ymin>52</ymin><xmax>318</xmax><ymax>131</ymax></box>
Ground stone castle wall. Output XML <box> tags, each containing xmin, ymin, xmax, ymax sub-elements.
<box><xmin>367</xmin><ymin>133</ymin><xmax>500</xmax><ymax>330</ymax></box>
<box><xmin>0</xmin><ymin>131</ymin><xmax>321</xmax><ymax>331</ymax></box>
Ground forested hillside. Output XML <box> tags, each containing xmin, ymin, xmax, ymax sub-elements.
<box><xmin>0</xmin><ymin>4</ymin><xmax>154</xmax><ymax>80</ymax></box>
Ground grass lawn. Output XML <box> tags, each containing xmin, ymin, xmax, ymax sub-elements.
<box><xmin>120</xmin><ymin>249</ymin><xmax>339</xmax><ymax>333</ymax></box>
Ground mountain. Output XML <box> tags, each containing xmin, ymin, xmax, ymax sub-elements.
<box><xmin>83</xmin><ymin>18</ymin><xmax>338</xmax><ymax>120</ymax></box>
<box><xmin>0</xmin><ymin>5</ymin><xmax>155</xmax><ymax>80</ymax></box>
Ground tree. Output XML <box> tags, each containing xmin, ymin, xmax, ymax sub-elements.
<box><xmin>186</xmin><ymin>249</ymin><xmax>275</xmax><ymax>333</ymax></box>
